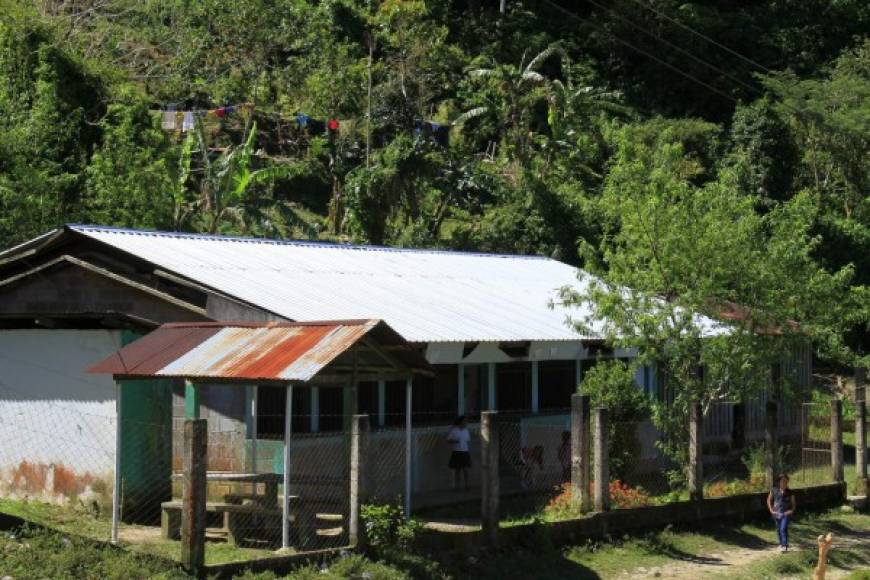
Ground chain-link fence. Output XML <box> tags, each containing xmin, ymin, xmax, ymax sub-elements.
<box><xmin>794</xmin><ymin>402</ymin><xmax>835</xmax><ymax>488</ymax></box>
<box><xmin>1</xmin><ymin>371</ymin><xmax>851</xmax><ymax>564</ymax></box>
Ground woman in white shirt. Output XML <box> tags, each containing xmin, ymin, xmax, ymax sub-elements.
<box><xmin>446</xmin><ymin>415</ymin><xmax>471</xmax><ymax>490</ymax></box>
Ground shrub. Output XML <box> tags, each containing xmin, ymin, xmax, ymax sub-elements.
<box><xmin>543</xmin><ymin>480</ymin><xmax>653</xmax><ymax>518</ymax></box>
<box><xmin>360</xmin><ymin>503</ymin><xmax>421</xmax><ymax>550</ymax></box>
<box><xmin>705</xmin><ymin>474</ymin><xmax>766</xmax><ymax>498</ymax></box>
<box><xmin>580</xmin><ymin>360</ymin><xmax>651</xmax><ymax>480</ymax></box>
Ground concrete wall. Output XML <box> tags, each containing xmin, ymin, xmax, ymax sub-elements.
<box><xmin>418</xmin><ymin>482</ymin><xmax>847</xmax><ymax>553</ymax></box>
<box><xmin>171</xmin><ymin>384</ymin><xmax>248</xmax><ymax>474</ymax></box>
<box><xmin>0</xmin><ymin>330</ymin><xmax>120</xmax><ymax>503</ymax></box>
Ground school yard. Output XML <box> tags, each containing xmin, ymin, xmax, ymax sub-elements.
<box><xmin>1</xmin><ymin>499</ymin><xmax>869</xmax><ymax>580</ymax></box>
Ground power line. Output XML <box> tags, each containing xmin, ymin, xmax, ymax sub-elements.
<box><xmin>540</xmin><ymin>0</ymin><xmax>739</xmax><ymax>105</ymax></box>
<box><xmin>621</xmin><ymin>0</ymin><xmax>773</xmax><ymax>74</ymax></box>
<box><xmin>582</xmin><ymin>0</ymin><xmax>764</xmax><ymax>99</ymax></box>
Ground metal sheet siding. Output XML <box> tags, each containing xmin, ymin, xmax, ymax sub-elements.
<box><xmin>88</xmin><ymin>320</ymin><xmax>408</xmax><ymax>382</ymax></box>
<box><xmin>155</xmin><ymin>324</ymin><xmax>349</xmax><ymax>381</ymax></box>
<box><xmin>280</xmin><ymin>323</ymin><xmax>374</xmax><ymax>381</ymax></box>
<box><xmin>71</xmin><ymin>226</ymin><xmax>595</xmax><ymax>343</ymax></box>
<box><xmin>87</xmin><ymin>326</ymin><xmax>221</xmax><ymax>376</ymax></box>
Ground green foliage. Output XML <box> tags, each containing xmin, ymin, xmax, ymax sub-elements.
<box><xmin>561</xmin><ymin>116</ymin><xmax>859</xmax><ymax>464</ymax></box>
<box><xmin>360</xmin><ymin>503</ymin><xmax>421</xmax><ymax>551</ymax></box>
<box><xmin>0</xmin><ymin>524</ymin><xmax>187</xmax><ymax>580</ymax></box>
<box><xmin>579</xmin><ymin>360</ymin><xmax>650</xmax><ymax>478</ymax></box>
<box><xmin>0</xmin><ymin>0</ymin><xmax>866</xmax><ymax>383</ymax></box>
<box><xmin>236</xmin><ymin>553</ymin><xmax>410</xmax><ymax>580</ymax></box>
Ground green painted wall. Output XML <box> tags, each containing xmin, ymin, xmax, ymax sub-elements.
<box><xmin>119</xmin><ymin>330</ymin><xmax>173</xmax><ymax>524</ymax></box>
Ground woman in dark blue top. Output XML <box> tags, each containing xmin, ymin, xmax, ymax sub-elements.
<box><xmin>767</xmin><ymin>473</ymin><xmax>797</xmax><ymax>552</ymax></box>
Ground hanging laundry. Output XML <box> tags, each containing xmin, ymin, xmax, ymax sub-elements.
<box><xmin>182</xmin><ymin>111</ymin><xmax>195</xmax><ymax>132</ymax></box>
<box><xmin>327</xmin><ymin>119</ymin><xmax>340</xmax><ymax>131</ymax></box>
<box><xmin>296</xmin><ymin>114</ymin><xmax>310</xmax><ymax>128</ymax></box>
<box><xmin>161</xmin><ymin>105</ymin><xmax>177</xmax><ymax>130</ymax></box>
<box><xmin>225</xmin><ymin>106</ymin><xmax>235</xmax><ymax>115</ymax></box>
<box><xmin>307</xmin><ymin>118</ymin><xmax>326</xmax><ymax>134</ymax></box>
<box><xmin>214</xmin><ymin>107</ymin><xmax>226</xmax><ymax>118</ymax></box>
<box><xmin>431</xmin><ymin>122</ymin><xmax>450</xmax><ymax>147</ymax></box>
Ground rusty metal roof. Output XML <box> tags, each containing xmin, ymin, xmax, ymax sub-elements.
<box><xmin>88</xmin><ymin>319</ymin><xmax>430</xmax><ymax>382</ymax></box>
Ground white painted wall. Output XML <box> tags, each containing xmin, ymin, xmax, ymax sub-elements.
<box><xmin>0</xmin><ymin>330</ymin><xmax>121</xmax><ymax>497</ymax></box>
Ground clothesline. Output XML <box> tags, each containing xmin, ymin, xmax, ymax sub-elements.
<box><xmin>154</xmin><ymin>101</ymin><xmax>451</xmax><ymax>146</ymax></box>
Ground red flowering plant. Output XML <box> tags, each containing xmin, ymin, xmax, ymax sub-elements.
<box><xmin>543</xmin><ymin>479</ymin><xmax>653</xmax><ymax>520</ymax></box>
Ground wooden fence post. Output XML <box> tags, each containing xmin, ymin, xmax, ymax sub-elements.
<box><xmin>593</xmin><ymin>407</ymin><xmax>609</xmax><ymax>512</ymax></box>
<box><xmin>688</xmin><ymin>402</ymin><xmax>704</xmax><ymax>501</ymax></box>
<box><xmin>764</xmin><ymin>399</ymin><xmax>778</xmax><ymax>488</ymax></box>
<box><xmin>181</xmin><ymin>419</ymin><xmax>207</xmax><ymax>576</ymax></box>
<box><xmin>349</xmin><ymin>414</ymin><xmax>371</xmax><ymax>548</ymax></box>
<box><xmin>856</xmin><ymin>368</ymin><xmax>867</xmax><ymax>495</ymax></box>
<box><xmin>481</xmin><ymin>411</ymin><xmax>499</xmax><ymax>546</ymax></box>
<box><xmin>831</xmin><ymin>399</ymin><xmax>844</xmax><ymax>483</ymax></box>
<box><xmin>571</xmin><ymin>394</ymin><xmax>591</xmax><ymax>511</ymax></box>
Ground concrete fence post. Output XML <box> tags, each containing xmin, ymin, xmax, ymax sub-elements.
<box><xmin>831</xmin><ymin>399</ymin><xmax>844</xmax><ymax>483</ymax></box>
<box><xmin>481</xmin><ymin>411</ymin><xmax>499</xmax><ymax>546</ymax></box>
<box><xmin>593</xmin><ymin>407</ymin><xmax>609</xmax><ymax>512</ymax></box>
<box><xmin>764</xmin><ymin>399</ymin><xmax>778</xmax><ymax>488</ymax></box>
<box><xmin>571</xmin><ymin>394</ymin><xmax>591</xmax><ymax>512</ymax></box>
<box><xmin>688</xmin><ymin>402</ymin><xmax>704</xmax><ymax>501</ymax></box>
<box><xmin>349</xmin><ymin>414</ymin><xmax>371</xmax><ymax>548</ymax></box>
<box><xmin>856</xmin><ymin>368</ymin><xmax>867</xmax><ymax>495</ymax></box>
<box><xmin>181</xmin><ymin>419</ymin><xmax>207</xmax><ymax>576</ymax></box>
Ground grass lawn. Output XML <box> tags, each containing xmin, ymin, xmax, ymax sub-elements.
<box><xmin>436</xmin><ymin>507</ymin><xmax>870</xmax><ymax>580</ymax></box>
<box><xmin>0</xmin><ymin>498</ymin><xmax>278</xmax><ymax>566</ymax></box>
<box><xmin>3</xmin><ymin>497</ymin><xmax>869</xmax><ymax>579</ymax></box>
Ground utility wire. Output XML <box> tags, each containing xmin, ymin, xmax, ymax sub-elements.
<box><xmin>621</xmin><ymin>0</ymin><xmax>773</xmax><ymax>74</ymax></box>
<box><xmin>581</xmin><ymin>0</ymin><xmax>764</xmax><ymax>98</ymax></box>
<box><xmin>540</xmin><ymin>0</ymin><xmax>739</xmax><ymax>105</ymax></box>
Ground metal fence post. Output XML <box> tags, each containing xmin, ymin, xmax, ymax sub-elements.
<box><xmin>593</xmin><ymin>407</ymin><xmax>609</xmax><ymax>512</ymax></box>
<box><xmin>688</xmin><ymin>402</ymin><xmax>704</xmax><ymax>501</ymax></box>
<box><xmin>181</xmin><ymin>419</ymin><xmax>207</xmax><ymax>576</ymax></box>
<box><xmin>349</xmin><ymin>414</ymin><xmax>371</xmax><ymax>547</ymax></box>
<box><xmin>481</xmin><ymin>411</ymin><xmax>499</xmax><ymax>546</ymax></box>
<box><xmin>856</xmin><ymin>368</ymin><xmax>867</xmax><ymax>495</ymax></box>
<box><xmin>570</xmin><ymin>394</ymin><xmax>591</xmax><ymax>511</ymax></box>
<box><xmin>831</xmin><ymin>399</ymin><xmax>844</xmax><ymax>483</ymax></box>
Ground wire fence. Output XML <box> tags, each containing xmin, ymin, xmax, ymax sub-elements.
<box><xmin>794</xmin><ymin>402</ymin><xmax>835</xmax><ymax>488</ymax></box>
<box><xmin>0</xmin><ymin>378</ymin><xmax>852</xmax><ymax>563</ymax></box>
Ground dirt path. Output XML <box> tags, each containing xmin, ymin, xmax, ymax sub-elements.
<box><xmin>617</xmin><ymin>544</ymin><xmax>779</xmax><ymax>579</ymax></box>
<box><xmin>619</xmin><ymin>529</ymin><xmax>870</xmax><ymax>579</ymax></box>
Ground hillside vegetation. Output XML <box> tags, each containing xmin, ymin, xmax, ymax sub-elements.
<box><xmin>0</xmin><ymin>1</ymin><xmax>868</xmax><ymax>369</ymax></box>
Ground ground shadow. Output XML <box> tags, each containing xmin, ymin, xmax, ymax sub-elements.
<box><xmin>423</xmin><ymin>545</ymin><xmax>603</xmax><ymax>580</ymax></box>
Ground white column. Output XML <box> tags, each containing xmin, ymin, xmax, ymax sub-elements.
<box><xmin>310</xmin><ymin>387</ymin><xmax>320</xmax><ymax>433</ymax></box>
<box><xmin>377</xmin><ymin>380</ymin><xmax>386</xmax><ymax>427</ymax></box>
<box><xmin>531</xmin><ymin>361</ymin><xmax>540</xmax><ymax>413</ymax></box>
<box><xmin>251</xmin><ymin>386</ymin><xmax>258</xmax><ymax>473</ymax></box>
<box><xmin>111</xmin><ymin>382</ymin><xmax>122</xmax><ymax>544</ymax></box>
<box><xmin>457</xmin><ymin>364</ymin><xmax>466</xmax><ymax>416</ymax></box>
<box><xmin>487</xmin><ymin>363</ymin><xmax>496</xmax><ymax>410</ymax></box>
<box><xmin>282</xmin><ymin>384</ymin><xmax>293</xmax><ymax>549</ymax></box>
<box><xmin>404</xmin><ymin>377</ymin><xmax>412</xmax><ymax>518</ymax></box>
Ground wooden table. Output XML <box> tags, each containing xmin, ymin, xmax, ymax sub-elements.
<box><xmin>166</xmin><ymin>472</ymin><xmax>291</xmax><ymax>545</ymax></box>
<box><xmin>171</xmin><ymin>472</ymin><xmax>283</xmax><ymax>506</ymax></box>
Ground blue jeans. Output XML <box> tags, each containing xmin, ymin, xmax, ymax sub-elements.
<box><xmin>774</xmin><ymin>514</ymin><xmax>790</xmax><ymax>547</ymax></box>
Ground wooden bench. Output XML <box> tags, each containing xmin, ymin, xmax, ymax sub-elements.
<box><xmin>161</xmin><ymin>500</ymin><xmax>289</xmax><ymax>545</ymax></box>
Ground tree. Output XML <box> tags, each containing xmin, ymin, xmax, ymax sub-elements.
<box><xmin>559</xmin><ymin>119</ymin><xmax>859</xmax><ymax>471</ymax></box>
<box><xmin>182</xmin><ymin>117</ymin><xmax>298</xmax><ymax>236</ymax></box>
<box><xmin>84</xmin><ymin>91</ymin><xmax>177</xmax><ymax>229</ymax></box>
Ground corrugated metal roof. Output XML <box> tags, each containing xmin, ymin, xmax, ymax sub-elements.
<box><xmin>67</xmin><ymin>225</ymin><xmax>597</xmax><ymax>343</ymax></box>
<box><xmin>88</xmin><ymin>319</ymin><xmax>430</xmax><ymax>382</ymax></box>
